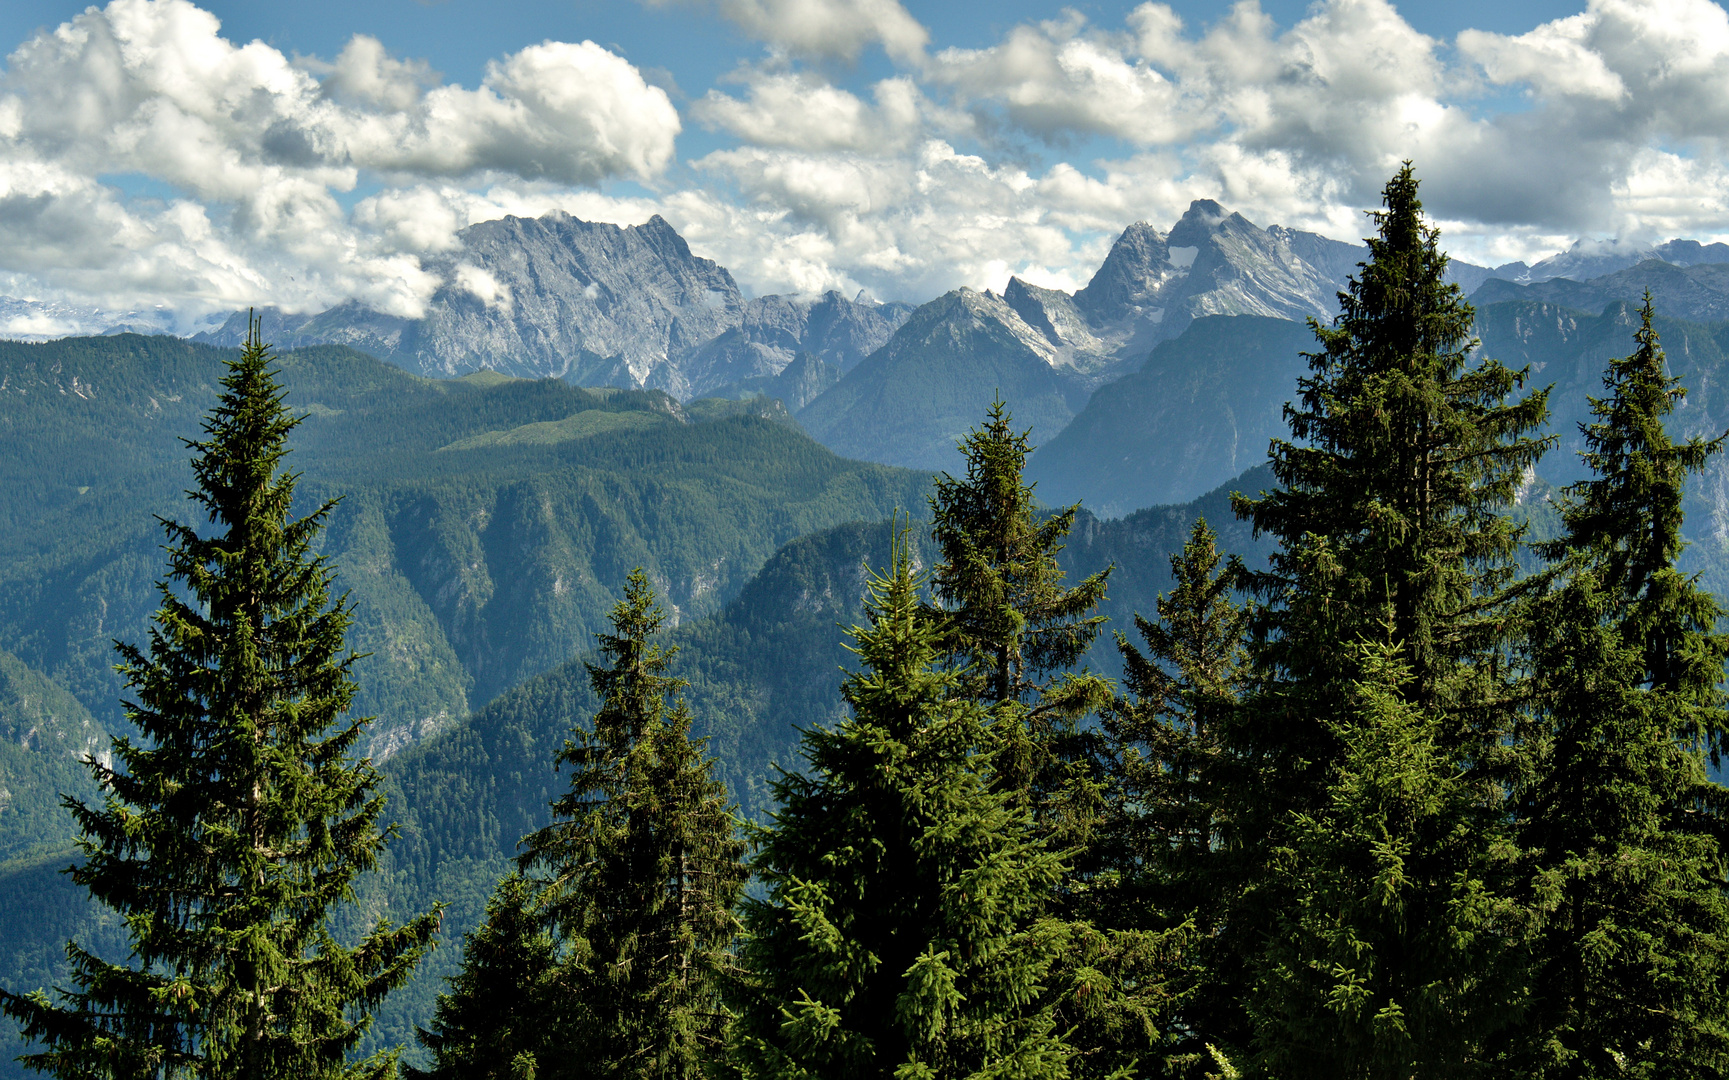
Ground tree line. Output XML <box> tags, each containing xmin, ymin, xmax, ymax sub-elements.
<box><xmin>5</xmin><ymin>163</ymin><xmax>1728</xmax><ymax>1079</ymax></box>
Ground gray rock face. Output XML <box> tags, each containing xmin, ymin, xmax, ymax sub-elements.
<box><xmin>411</xmin><ymin>212</ymin><xmax>746</xmax><ymax>394</ymax></box>
<box><xmin>195</xmin><ymin>215</ymin><xmax>912</xmax><ymax>401</ymax></box>
<box><xmin>797</xmin><ymin>287</ymin><xmax>1097</xmax><ymax>471</ymax></box>
<box><xmin>995</xmin><ymin>200</ymin><xmax>1368</xmax><ymax>380</ymax></box>
<box><xmin>684</xmin><ymin>289</ymin><xmax>912</xmax><ymax>395</ymax></box>
<box><xmin>1468</xmin><ymin>259</ymin><xmax>1729</xmax><ymax>324</ymax></box>
<box><xmin>794</xmin><ymin>200</ymin><xmax>1372</xmax><ymax>471</ymax></box>
<box><xmin>701</xmin><ymin>351</ymin><xmax>843</xmax><ymax>412</ymax></box>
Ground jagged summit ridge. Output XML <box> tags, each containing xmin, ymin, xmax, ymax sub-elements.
<box><xmin>195</xmin><ymin>212</ymin><xmax>912</xmax><ymax>400</ymax></box>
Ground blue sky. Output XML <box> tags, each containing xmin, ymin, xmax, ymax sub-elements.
<box><xmin>0</xmin><ymin>0</ymin><xmax>1721</xmax><ymax>325</ymax></box>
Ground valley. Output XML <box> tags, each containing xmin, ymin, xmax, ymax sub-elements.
<box><xmin>5</xmin><ymin>199</ymin><xmax>1729</xmax><ymax>1074</ymax></box>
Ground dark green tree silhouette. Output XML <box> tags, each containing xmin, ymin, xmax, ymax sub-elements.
<box><xmin>1518</xmin><ymin>297</ymin><xmax>1729</xmax><ymax>1078</ymax></box>
<box><xmin>1249</xmin><ymin>640</ymin><xmax>1527</xmax><ymax>1080</ymax></box>
<box><xmin>1223</xmin><ymin>164</ymin><xmax>1550</xmax><ymax>1071</ymax></box>
<box><xmin>514</xmin><ymin>569</ymin><xmax>745</xmax><ymax>1080</ymax></box>
<box><xmin>409</xmin><ymin>875</ymin><xmax>563</xmax><ymax>1080</ymax></box>
<box><xmin>928</xmin><ymin>399</ymin><xmax>1113</xmax><ymax>855</ymax></box>
<box><xmin>0</xmin><ymin>321</ymin><xmax>439</xmax><ymax>1079</ymax></box>
<box><xmin>731</xmin><ymin>536</ymin><xmax>1089</xmax><ymax>1080</ymax></box>
<box><xmin>930</xmin><ymin>398</ymin><xmax>1110</xmax><ymax>710</ymax></box>
<box><xmin>1100</xmin><ymin>518</ymin><xmax>1246</xmax><ymax>1068</ymax></box>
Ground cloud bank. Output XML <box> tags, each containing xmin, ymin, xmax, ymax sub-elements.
<box><xmin>0</xmin><ymin>0</ymin><xmax>678</xmax><ymax>319</ymax></box>
<box><xmin>4</xmin><ymin>0</ymin><xmax>1729</xmax><ymax>322</ymax></box>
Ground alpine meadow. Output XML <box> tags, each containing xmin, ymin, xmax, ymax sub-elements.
<box><xmin>6</xmin><ymin>1</ymin><xmax>1729</xmax><ymax>1077</ymax></box>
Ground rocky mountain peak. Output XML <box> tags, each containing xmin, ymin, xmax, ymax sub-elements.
<box><xmin>1074</xmin><ymin>221</ymin><xmax>1174</xmax><ymax>319</ymax></box>
<box><xmin>1168</xmin><ymin>199</ymin><xmax>1263</xmax><ymax>248</ymax></box>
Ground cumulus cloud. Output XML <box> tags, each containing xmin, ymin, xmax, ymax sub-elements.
<box><xmin>646</xmin><ymin>0</ymin><xmax>929</xmax><ymax>65</ymax></box>
<box><xmin>0</xmin><ymin>0</ymin><xmax>678</xmax><ymax>318</ymax></box>
<box><xmin>928</xmin><ymin>13</ymin><xmax>1208</xmax><ymax>145</ymax></box>
<box><xmin>11</xmin><ymin>0</ymin><xmax>1729</xmax><ymax>329</ymax></box>
<box><xmin>694</xmin><ymin>71</ymin><xmax>930</xmax><ymax>152</ymax></box>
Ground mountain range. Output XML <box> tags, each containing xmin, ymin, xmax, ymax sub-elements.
<box><xmin>191</xmin><ymin>214</ymin><xmax>914</xmax><ymax>400</ymax></box>
<box><xmin>152</xmin><ymin>203</ymin><xmax>1729</xmax><ymax>487</ymax></box>
<box><xmin>12</xmin><ymin>200</ymin><xmax>1729</xmax><ymax>1074</ymax></box>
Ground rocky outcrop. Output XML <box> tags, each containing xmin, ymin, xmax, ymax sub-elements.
<box><xmin>196</xmin><ymin>217</ymin><xmax>913</xmax><ymax>401</ymax></box>
<box><xmin>795</xmin><ymin>201</ymin><xmax>1372</xmax><ymax>471</ymax></box>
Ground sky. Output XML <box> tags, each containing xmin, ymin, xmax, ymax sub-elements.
<box><xmin>0</xmin><ymin>0</ymin><xmax>1721</xmax><ymax>326</ymax></box>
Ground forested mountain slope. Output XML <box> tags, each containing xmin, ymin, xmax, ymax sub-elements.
<box><xmin>325</xmin><ymin>467</ymin><xmax>1279</xmax><ymax>1061</ymax></box>
<box><xmin>0</xmin><ymin>335</ymin><xmax>931</xmax><ymax>881</ymax></box>
<box><xmin>1028</xmin><ymin>300</ymin><xmax>1729</xmax><ymax>551</ymax></box>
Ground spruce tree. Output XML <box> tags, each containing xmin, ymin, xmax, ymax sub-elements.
<box><xmin>928</xmin><ymin>399</ymin><xmax>1112</xmax><ymax>852</ymax></box>
<box><xmin>1518</xmin><ymin>297</ymin><xmax>1729</xmax><ymax>1077</ymax></box>
<box><xmin>1223</xmin><ymin>164</ymin><xmax>1550</xmax><ymax>1069</ymax></box>
<box><xmin>1109</xmin><ymin>517</ymin><xmax>1247</xmax><ymax>872</ymax></box>
<box><xmin>0</xmin><ymin>321</ymin><xmax>439</xmax><ymax>1079</ymax></box>
<box><xmin>929</xmin><ymin>398</ymin><xmax>1110</xmax><ymax>711</ymax></box>
<box><xmin>1100</xmin><ymin>518</ymin><xmax>1247</xmax><ymax>1064</ymax></box>
<box><xmin>409</xmin><ymin>876</ymin><xmax>564</xmax><ymax>1080</ymax></box>
<box><xmin>512</xmin><ymin>569</ymin><xmax>746</xmax><ymax>1080</ymax></box>
<box><xmin>1249</xmin><ymin>641</ymin><xmax>1527</xmax><ymax>1080</ymax></box>
<box><xmin>731</xmin><ymin>536</ymin><xmax>1084</xmax><ymax>1080</ymax></box>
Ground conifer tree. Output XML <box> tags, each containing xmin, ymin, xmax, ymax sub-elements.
<box><xmin>930</xmin><ymin>398</ymin><xmax>1110</xmax><ymax>711</ymax></box>
<box><xmin>409</xmin><ymin>875</ymin><xmax>563</xmax><ymax>1080</ymax></box>
<box><xmin>1235</xmin><ymin>162</ymin><xmax>1550</xmax><ymax>719</ymax></box>
<box><xmin>928</xmin><ymin>399</ymin><xmax>1112</xmax><ymax>849</ymax></box>
<box><xmin>1250</xmin><ymin>641</ymin><xmax>1527</xmax><ymax>1080</ymax></box>
<box><xmin>731</xmin><ymin>536</ymin><xmax>1085</xmax><ymax>1080</ymax></box>
<box><xmin>1100</xmin><ymin>518</ymin><xmax>1247</xmax><ymax>1062</ymax></box>
<box><xmin>1109</xmin><ymin>518</ymin><xmax>1247</xmax><ymax>872</ymax></box>
<box><xmin>1518</xmin><ymin>297</ymin><xmax>1729</xmax><ymax>1077</ymax></box>
<box><xmin>512</xmin><ymin>569</ymin><xmax>746</xmax><ymax>1080</ymax></box>
<box><xmin>0</xmin><ymin>320</ymin><xmax>439</xmax><ymax>1079</ymax></box>
<box><xmin>1223</xmin><ymin>164</ymin><xmax>1549</xmax><ymax>1067</ymax></box>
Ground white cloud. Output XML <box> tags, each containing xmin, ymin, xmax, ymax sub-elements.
<box><xmin>0</xmin><ymin>0</ymin><xmax>679</xmax><ymax>319</ymax></box>
<box><xmin>453</xmin><ymin>262</ymin><xmax>513</xmax><ymax>312</ymax></box>
<box><xmin>647</xmin><ymin>0</ymin><xmax>930</xmax><ymax>65</ymax></box>
<box><xmin>13</xmin><ymin>0</ymin><xmax>1729</xmax><ymax>329</ymax></box>
<box><xmin>1458</xmin><ymin>16</ymin><xmax>1626</xmax><ymax>101</ymax></box>
<box><xmin>694</xmin><ymin>71</ymin><xmax>928</xmax><ymax>152</ymax></box>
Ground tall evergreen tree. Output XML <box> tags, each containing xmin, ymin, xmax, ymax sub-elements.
<box><xmin>1250</xmin><ymin>641</ymin><xmax>1526</xmax><ymax>1080</ymax></box>
<box><xmin>0</xmin><ymin>321</ymin><xmax>439</xmax><ymax>1079</ymax></box>
<box><xmin>928</xmin><ymin>399</ymin><xmax>1113</xmax><ymax>849</ymax></box>
<box><xmin>1100</xmin><ymin>518</ymin><xmax>1247</xmax><ymax>1067</ymax></box>
<box><xmin>731</xmin><ymin>536</ymin><xmax>1088</xmax><ymax>1080</ymax></box>
<box><xmin>1222</xmin><ymin>164</ymin><xmax>1550</xmax><ymax>1069</ymax></box>
<box><xmin>929</xmin><ymin>398</ymin><xmax>1110</xmax><ymax>712</ymax></box>
<box><xmin>511</xmin><ymin>569</ymin><xmax>745</xmax><ymax>1080</ymax></box>
<box><xmin>1518</xmin><ymin>297</ymin><xmax>1729</xmax><ymax>1078</ymax></box>
<box><xmin>409</xmin><ymin>875</ymin><xmax>564</xmax><ymax>1080</ymax></box>
<box><xmin>1235</xmin><ymin>162</ymin><xmax>1550</xmax><ymax>719</ymax></box>
<box><xmin>1109</xmin><ymin>518</ymin><xmax>1248</xmax><ymax>875</ymax></box>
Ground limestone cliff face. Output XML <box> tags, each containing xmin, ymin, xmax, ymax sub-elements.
<box><xmin>413</xmin><ymin>213</ymin><xmax>746</xmax><ymax>393</ymax></box>
<box><xmin>197</xmin><ymin>213</ymin><xmax>912</xmax><ymax>400</ymax></box>
<box><xmin>683</xmin><ymin>290</ymin><xmax>912</xmax><ymax>396</ymax></box>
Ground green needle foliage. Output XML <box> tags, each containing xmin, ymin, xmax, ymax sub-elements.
<box><xmin>1110</xmin><ymin>517</ymin><xmax>1248</xmax><ymax>874</ymax></box>
<box><xmin>1250</xmin><ymin>640</ymin><xmax>1527</xmax><ymax>1080</ymax></box>
<box><xmin>731</xmin><ymin>535</ymin><xmax>1081</xmax><ymax>1080</ymax></box>
<box><xmin>0</xmin><ymin>321</ymin><xmax>439</xmax><ymax>1079</ymax></box>
<box><xmin>409</xmin><ymin>875</ymin><xmax>563</xmax><ymax>1080</ymax></box>
<box><xmin>511</xmin><ymin>569</ymin><xmax>745</xmax><ymax>1080</ymax></box>
<box><xmin>928</xmin><ymin>400</ymin><xmax>1112</xmax><ymax>856</ymax></box>
<box><xmin>1224</xmin><ymin>164</ymin><xmax>1549</xmax><ymax>1070</ymax></box>
<box><xmin>1235</xmin><ymin>161</ymin><xmax>1551</xmax><ymax>720</ymax></box>
<box><xmin>1102</xmin><ymin>518</ymin><xmax>1246</xmax><ymax>1065</ymax></box>
<box><xmin>930</xmin><ymin>398</ymin><xmax>1111</xmax><ymax>712</ymax></box>
<box><xmin>1519</xmin><ymin>296</ymin><xmax>1729</xmax><ymax>1078</ymax></box>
